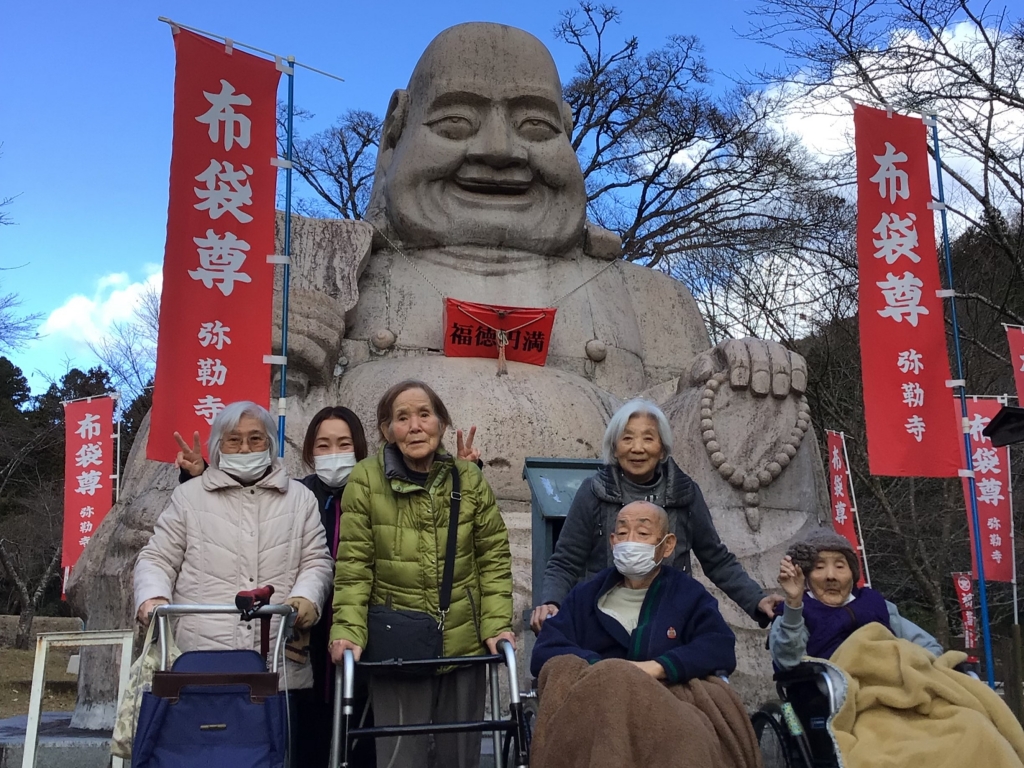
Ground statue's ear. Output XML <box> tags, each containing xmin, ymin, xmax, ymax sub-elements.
<box><xmin>561</xmin><ymin>100</ymin><xmax>574</xmax><ymax>137</ymax></box>
<box><xmin>382</xmin><ymin>89</ymin><xmax>409</xmax><ymax>150</ymax></box>
<box><xmin>365</xmin><ymin>89</ymin><xmax>409</xmax><ymax>237</ymax></box>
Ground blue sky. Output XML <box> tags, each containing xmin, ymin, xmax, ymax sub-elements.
<box><xmin>0</xmin><ymin>0</ymin><xmax>783</xmax><ymax>395</ymax></box>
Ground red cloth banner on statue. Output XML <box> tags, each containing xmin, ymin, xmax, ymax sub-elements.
<box><xmin>952</xmin><ymin>572</ymin><xmax>979</xmax><ymax>660</ymax></box>
<box><xmin>825</xmin><ymin>430</ymin><xmax>867</xmax><ymax>588</ymax></box>
<box><xmin>1007</xmin><ymin>325</ymin><xmax>1024</xmax><ymax>402</ymax></box>
<box><xmin>854</xmin><ymin>104</ymin><xmax>960</xmax><ymax>477</ymax></box>
<box><xmin>443</xmin><ymin>298</ymin><xmax>557</xmax><ymax>367</ymax></box>
<box><xmin>147</xmin><ymin>29</ymin><xmax>281</xmax><ymax>463</ymax></box>
<box><xmin>62</xmin><ymin>397</ymin><xmax>115</xmax><ymax>569</ymax></box>
<box><xmin>956</xmin><ymin>397</ymin><xmax>1014</xmax><ymax>582</ymax></box>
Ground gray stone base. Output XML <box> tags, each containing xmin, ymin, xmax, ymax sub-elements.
<box><xmin>0</xmin><ymin>712</ymin><xmax>111</xmax><ymax>768</ymax></box>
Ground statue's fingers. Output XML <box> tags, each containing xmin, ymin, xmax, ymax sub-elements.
<box><xmin>745</xmin><ymin>339</ymin><xmax>770</xmax><ymax>395</ymax></box>
<box><xmin>721</xmin><ymin>339</ymin><xmax>751</xmax><ymax>390</ymax></box>
<box><xmin>790</xmin><ymin>352</ymin><xmax>808</xmax><ymax>395</ymax></box>
<box><xmin>689</xmin><ymin>349</ymin><xmax>718</xmax><ymax>386</ymax></box>
<box><xmin>767</xmin><ymin>341</ymin><xmax>791</xmax><ymax>399</ymax></box>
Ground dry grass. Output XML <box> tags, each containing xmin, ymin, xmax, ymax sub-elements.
<box><xmin>0</xmin><ymin>647</ymin><xmax>78</xmax><ymax>719</ymax></box>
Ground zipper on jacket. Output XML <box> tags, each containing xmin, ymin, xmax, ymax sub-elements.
<box><xmin>465</xmin><ymin>586</ymin><xmax>483</xmax><ymax>646</ymax></box>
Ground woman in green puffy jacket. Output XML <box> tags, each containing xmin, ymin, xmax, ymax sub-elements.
<box><xmin>329</xmin><ymin>379</ymin><xmax>514</xmax><ymax>768</ymax></box>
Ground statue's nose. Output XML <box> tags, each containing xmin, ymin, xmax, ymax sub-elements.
<box><xmin>465</xmin><ymin>108</ymin><xmax>528</xmax><ymax>168</ymax></box>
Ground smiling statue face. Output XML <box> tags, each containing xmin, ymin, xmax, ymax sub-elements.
<box><xmin>381</xmin><ymin>23</ymin><xmax>587</xmax><ymax>255</ymax></box>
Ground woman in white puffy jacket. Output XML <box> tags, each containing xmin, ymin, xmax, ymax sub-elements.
<box><xmin>134</xmin><ymin>400</ymin><xmax>333</xmax><ymax>689</ymax></box>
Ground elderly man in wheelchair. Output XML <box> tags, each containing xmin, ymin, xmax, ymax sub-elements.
<box><xmin>757</xmin><ymin>527</ymin><xmax>1024</xmax><ymax>768</ymax></box>
<box><xmin>528</xmin><ymin>501</ymin><xmax>763</xmax><ymax>768</ymax></box>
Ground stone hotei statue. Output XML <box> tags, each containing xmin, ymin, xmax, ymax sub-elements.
<box><xmin>68</xmin><ymin>22</ymin><xmax>825</xmax><ymax>724</ymax></box>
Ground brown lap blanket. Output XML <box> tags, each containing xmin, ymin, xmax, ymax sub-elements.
<box><xmin>531</xmin><ymin>656</ymin><xmax>762</xmax><ymax>768</ymax></box>
<box><xmin>829</xmin><ymin>623</ymin><xmax>1024</xmax><ymax>768</ymax></box>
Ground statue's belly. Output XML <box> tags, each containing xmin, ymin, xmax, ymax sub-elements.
<box><xmin>333</xmin><ymin>355</ymin><xmax>614</xmax><ymax>501</ymax></box>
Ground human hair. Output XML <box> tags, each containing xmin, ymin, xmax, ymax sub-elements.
<box><xmin>208</xmin><ymin>401</ymin><xmax>278</xmax><ymax>467</ymax></box>
<box><xmin>376</xmin><ymin>380</ymin><xmax>452</xmax><ymax>441</ymax></box>
<box><xmin>601</xmin><ymin>399</ymin><xmax>673</xmax><ymax>464</ymax></box>
<box><xmin>301</xmin><ymin>406</ymin><xmax>369</xmax><ymax>468</ymax></box>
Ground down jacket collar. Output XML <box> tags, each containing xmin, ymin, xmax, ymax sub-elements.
<box><xmin>381</xmin><ymin>443</ymin><xmax>454</xmax><ymax>490</ymax></box>
<box><xmin>201</xmin><ymin>459</ymin><xmax>291</xmax><ymax>493</ymax></box>
<box><xmin>593</xmin><ymin>457</ymin><xmax>696</xmax><ymax>509</ymax></box>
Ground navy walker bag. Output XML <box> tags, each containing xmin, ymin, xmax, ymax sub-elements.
<box><xmin>132</xmin><ymin>593</ymin><xmax>291</xmax><ymax>768</ymax></box>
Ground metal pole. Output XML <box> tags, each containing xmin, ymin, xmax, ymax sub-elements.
<box><xmin>930</xmin><ymin>114</ymin><xmax>996</xmax><ymax>688</ymax></box>
<box><xmin>277</xmin><ymin>61</ymin><xmax>295</xmax><ymax>458</ymax></box>
<box><xmin>840</xmin><ymin>431</ymin><xmax>871</xmax><ymax>587</ymax></box>
<box><xmin>156</xmin><ymin>18</ymin><xmax>345</xmax><ymax>82</ymax></box>
<box><xmin>115</xmin><ymin>409</ymin><xmax>122</xmax><ymax>503</ymax></box>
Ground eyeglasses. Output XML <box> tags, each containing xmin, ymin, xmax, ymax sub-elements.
<box><xmin>221</xmin><ymin>433</ymin><xmax>269</xmax><ymax>450</ymax></box>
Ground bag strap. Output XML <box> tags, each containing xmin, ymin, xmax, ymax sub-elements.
<box><xmin>438</xmin><ymin>465</ymin><xmax>461</xmax><ymax>629</ymax></box>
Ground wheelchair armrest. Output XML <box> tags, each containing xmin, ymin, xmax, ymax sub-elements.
<box><xmin>775</xmin><ymin>661</ymin><xmax>843</xmax><ymax>716</ymax></box>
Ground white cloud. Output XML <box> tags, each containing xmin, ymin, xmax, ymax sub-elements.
<box><xmin>11</xmin><ymin>268</ymin><xmax>163</xmax><ymax>394</ymax></box>
<box><xmin>39</xmin><ymin>268</ymin><xmax>162</xmax><ymax>349</ymax></box>
<box><xmin>767</xmin><ymin>18</ymin><xmax>1024</xmax><ymax>222</ymax></box>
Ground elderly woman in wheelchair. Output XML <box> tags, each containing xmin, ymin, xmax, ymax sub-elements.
<box><xmin>528</xmin><ymin>501</ymin><xmax>763</xmax><ymax>768</ymax></box>
<box><xmin>769</xmin><ymin>527</ymin><xmax>942</xmax><ymax>670</ymax></box>
<box><xmin>755</xmin><ymin>527</ymin><xmax>1024</xmax><ymax>768</ymax></box>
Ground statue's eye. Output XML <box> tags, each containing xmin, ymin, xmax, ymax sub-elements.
<box><xmin>427</xmin><ymin>115</ymin><xmax>476</xmax><ymax>140</ymax></box>
<box><xmin>517</xmin><ymin>117</ymin><xmax>559</xmax><ymax>141</ymax></box>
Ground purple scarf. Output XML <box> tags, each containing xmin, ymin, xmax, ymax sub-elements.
<box><xmin>800</xmin><ymin>587</ymin><xmax>892</xmax><ymax>660</ymax></box>
<box><xmin>802</xmin><ymin>585</ymin><xmax>892</xmax><ymax>659</ymax></box>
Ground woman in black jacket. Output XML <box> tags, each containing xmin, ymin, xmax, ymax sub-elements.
<box><xmin>529</xmin><ymin>399</ymin><xmax>782</xmax><ymax>633</ymax></box>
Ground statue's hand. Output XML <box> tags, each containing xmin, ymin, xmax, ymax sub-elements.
<box><xmin>689</xmin><ymin>338</ymin><xmax>807</xmax><ymax>398</ymax></box>
<box><xmin>272</xmin><ymin>288</ymin><xmax>346</xmax><ymax>388</ymax></box>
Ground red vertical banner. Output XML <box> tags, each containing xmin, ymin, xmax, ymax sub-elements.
<box><xmin>147</xmin><ymin>30</ymin><xmax>281</xmax><ymax>463</ymax></box>
<box><xmin>854</xmin><ymin>104</ymin><xmax>960</xmax><ymax>477</ymax></box>
<box><xmin>952</xmin><ymin>572</ymin><xmax>979</xmax><ymax>659</ymax></box>
<box><xmin>1007</xmin><ymin>325</ymin><xmax>1024</xmax><ymax>403</ymax></box>
<box><xmin>825</xmin><ymin>430</ymin><xmax>867</xmax><ymax>587</ymax></box>
<box><xmin>62</xmin><ymin>397</ymin><xmax>115</xmax><ymax>569</ymax></box>
<box><xmin>956</xmin><ymin>397</ymin><xmax>1014</xmax><ymax>582</ymax></box>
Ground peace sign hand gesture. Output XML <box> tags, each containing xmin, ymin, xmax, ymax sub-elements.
<box><xmin>174</xmin><ymin>431</ymin><xmax>206</xmax><ymax>477</ymax></box>
<box><xmin>456</xmin><ymin>426</ymin><xmax>481</xmax><ymax>463</ymax></box>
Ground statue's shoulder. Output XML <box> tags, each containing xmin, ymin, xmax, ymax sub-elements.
<box><xmin>614</xmin><ymin>258</ymin><xmax>691</xmax><ymax>293</ymax></box>
<box><xmin>610</xmin><ymin>261</ymin><xmax>711</xmax><ymax>363</ymax></box>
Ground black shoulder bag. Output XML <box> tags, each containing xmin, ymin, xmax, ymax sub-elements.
<box><xmin>363</xmin><ymin>466</ymin><xmax>461</xmax><ymax>670</ymax></box>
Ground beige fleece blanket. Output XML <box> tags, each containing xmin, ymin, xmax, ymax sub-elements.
<box><xmin>827</xmin><ymin>623</ymin><xmax>1024</xmax><ymax>768</ymax></box>
<box><xmin>531</xmin><ymin>655</ymin><xmax>762</xmax><ymax>768</ymax></box>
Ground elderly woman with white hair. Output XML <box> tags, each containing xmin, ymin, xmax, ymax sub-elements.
<box><xmin>134</xmin><ymin>400</ymin><xmax>333</xmax><ymax>689</ymax></box>
<box><xmin>530</xmin><ymin>398</ymin><xmax>781</xmax><ymax>633</ymax></box>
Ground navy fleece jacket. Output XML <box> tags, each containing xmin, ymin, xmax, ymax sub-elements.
<box><xmin>530</xmin><ymin>566</ymin><xmax>736</xmax><ymax>684</ymax></box>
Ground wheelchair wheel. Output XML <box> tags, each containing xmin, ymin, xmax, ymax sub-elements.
<box><xmin>752</xmin><ymin>706</ymin><xmax>794</xmax><ymax>768</ymax></box>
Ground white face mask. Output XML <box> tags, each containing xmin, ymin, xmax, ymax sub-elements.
<box><xmin>612</xmin><ymin>536</ymin><xmax>668</xmax><ymax>579</ymax></box>
<box><xmin>314</xmin><ymin>452</ymin><xmax>357</xmax><ymax>488</ymax></box>
<box><xmin>219</xmin><ymin>450</ymin><xmax>272</xmax><ymax>482</ymax></box>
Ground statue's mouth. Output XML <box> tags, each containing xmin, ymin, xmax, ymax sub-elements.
<box><xmin>453</xmin><ymin>175</ymin><xmax>532</xmax><ymax>196</ymax></box>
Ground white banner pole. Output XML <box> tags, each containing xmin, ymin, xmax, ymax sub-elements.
<box><xmin>840</xmin><ymin>431</ymin><xmax>871</xmax><ymax>587</ymax></box>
